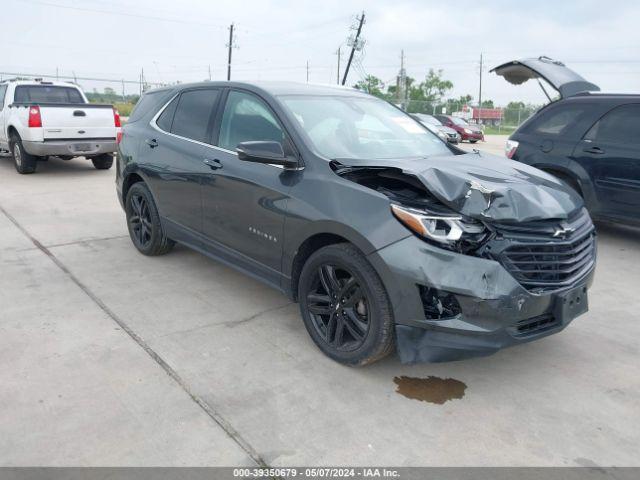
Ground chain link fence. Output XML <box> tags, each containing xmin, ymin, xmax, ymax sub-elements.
<box><xmin>401</xmin><ymin>100</ymin><xmax>539</xmax><ymax>135</ymax></box>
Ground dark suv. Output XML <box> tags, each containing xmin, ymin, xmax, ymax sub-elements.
<box><xmin>492</xmin><ymin>57</ymin><xmax>640</xmax><ymax>225</ymax></box>
<box><xmin>117</xmin><ymin>81</ymin><xmax>596</xmax><ymax>366</ymax></box>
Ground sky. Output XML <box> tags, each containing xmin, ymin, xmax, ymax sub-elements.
<box><xmin>2</xmin><ymin>0</ymin><xmax>640</xmax><ymax>106</ymax></box>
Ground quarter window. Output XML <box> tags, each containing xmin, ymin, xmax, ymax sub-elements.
<box><xmin>585</xmin><ymin>104</ymin><xmax>640</xmax><ymax>145</ymax></box>
<box><xmin>218</xmin><ymin>91</ymin><xmax>285</xmax><ymax>151</ymax></box>
<box><xmin>528</xmin><ymin>105</ymin><xmax>587</xmax><ymax>135</ymax></box>
<box><xmin>156</xmin><ymin>96</ymin><xmax>179</xmax><ymax>132</ymax></box>
<box><xmin>170</xmin><ymin>89</ymin><xmax>220</xmax><ymax>143</ymax></box>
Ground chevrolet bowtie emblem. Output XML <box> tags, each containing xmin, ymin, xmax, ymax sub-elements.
<box><xmin>553</xmin><ymin>225</ymin><xmax>575</xmax><ymax>238</ymax></box>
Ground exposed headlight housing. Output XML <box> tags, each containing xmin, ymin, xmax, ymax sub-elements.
<box><xmin>391</xmin><ymin>203</ymin><xmax>488</xmax><ymax>252</ymax></box>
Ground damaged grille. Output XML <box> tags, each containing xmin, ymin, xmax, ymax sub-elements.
<box><xmin>492</xmin><ymin>209</ymin><xmax>596</xmax><ymax>293</ymax></box>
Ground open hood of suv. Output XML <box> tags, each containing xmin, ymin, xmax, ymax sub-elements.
<box><xmin>490</xmin><ymin>56</ymin><xmax>600</xmax><ymax>98</ymax></box>
<box><xmin>336</xmin><ymin>152</ymin><xmax>583</xmax><ymax>223</ymax></box>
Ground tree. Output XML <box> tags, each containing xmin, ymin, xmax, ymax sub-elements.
<box><xmin>481</xmin><ymin>99</ymin><xmax>494</xmax><ymax>108</ymax></box>
<box><xmin>414</xmin><ymin>69</ymin><xmax>453</xmax><ymax>104</ymax></box>
<box><xmin>354</xmin><ymin>75</ymin><xmax>386</xmax><ymax>99</ymax></box>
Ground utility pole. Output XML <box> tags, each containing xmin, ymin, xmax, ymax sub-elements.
<box><xmin>478</xmin><ymin>53</ymin><xmax>483</xmax><ymax>124</ymax></box>
<box><xmin>56</xmin><ymin>67</ymin><xmax>59</xmax><ymax>80</ymax></box>
<box><xmin>121</xmin><ymin>79</ymin><xmax>125</xmax><ymax>102</ymax></box>
<box><xmin>208</xmin><ymin>64</ymin><xmax>212</xmax><ymax>81</ymax></box>
<box><xmin>341</xmin><ymin>11</ymin><xmax>365</xmax><ymax>85</ymax></box>
<box><xmin>336</xmin><ymin>47</ymin><xmax>341</xmax><ymax>84</ymax></box>
<box><xmin>306</xmin><ymin>60</ymin><xmax>309</xmax><ymax>83</ymax></box>
<box><xmin>397</xmin><ymin>50</ymin><xmax>406</xmax><ymax>107</ymax></box>
<box><xmin>227</xmin><ymin>23</ymin><xmax>234</xmax><ymax>81</ymax></box>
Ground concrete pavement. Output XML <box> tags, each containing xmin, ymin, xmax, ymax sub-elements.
<box><xmin>1</xmin><ymin>153</ymin><xmax>639</xmax><ymax>466</ymax></box>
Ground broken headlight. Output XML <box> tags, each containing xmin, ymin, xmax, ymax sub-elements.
<box><xmin>391</xmin><ymin>203</ymin><xmax>488</xmax><ymax>252</ymax></box>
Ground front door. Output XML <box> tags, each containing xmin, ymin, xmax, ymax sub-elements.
<box><xmin>201</xmin><ymin>89</ymin><xmax>293</xmax><ymax>285</ymax></box>
<box><xmin>573</xmin><ymin>103</ymin><xmax>640</xmax><ymax>221</ymax></box>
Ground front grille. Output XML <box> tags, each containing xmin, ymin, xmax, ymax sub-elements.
<box><xmin>492</xmin><ymin>209</ymin><xmax>596</xmax><ymax>292</ymax></box>
<box><xmin>513</xmin><ymin>313</ymin><xmax>558</xmax><ymax>336</ymax></box>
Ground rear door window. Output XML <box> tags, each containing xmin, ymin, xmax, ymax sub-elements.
<box><xmin>0</xmin><ymin>84</ymin><xmax>7</xmax><ymax>110</ymax></box>
<box><xmin>527</xmin><ymin>105</ymin><xmax>588</xmax><ymax>135</ymax></box>
<box><xmin>14</xmin><ymin>85</ymin><xmax>84</xmax><ymax>103</ymax></box>
<box><xmin>170</xmin><ymin>89</ymin><xmax>220</xmax><ymax>143</ymax></box>
<box><xmin>585</xmin><ymin>104</ymin><xmax>640</xmax><ymax>145</ymax></box>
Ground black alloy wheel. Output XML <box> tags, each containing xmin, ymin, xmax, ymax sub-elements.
<box><xmin>298</xmin><ymin>243</ymin><xmax>394</xmax><ymax>366</ymax></box>
<box><xmin>125</xmin><ymin>182</ymin><xmax>175</xmax><ymax>256</ymax></box>
<box><xmin>129</xmin><ymin>192</ymin><xmax>153</xmax><ymax>250</ymax></box>
<box><xmin>306</xmin><ymin>264</ymin><xmax>371</xmax><ymax>351</ymax></box>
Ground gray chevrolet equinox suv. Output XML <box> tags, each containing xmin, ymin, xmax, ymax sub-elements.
<box><xmin>116</xmin><ymin>81</ymin><xmax>596</xmax><ymax>366</ymax></box>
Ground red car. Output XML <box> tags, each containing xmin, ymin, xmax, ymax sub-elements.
<box><xmin>434</xmin><ymin>115</ymin><xmax>484</xmax><ymax>143</ymax></box>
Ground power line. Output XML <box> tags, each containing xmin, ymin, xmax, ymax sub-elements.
<box><xmin>19</xmin><ymin>0</ymin><xmax>227</xmax><ymax>28</ymax></box>
<box><xmin>0</xmin><ymin>70</ymin><xmax>163</xmax><ymax>87</ymax></box>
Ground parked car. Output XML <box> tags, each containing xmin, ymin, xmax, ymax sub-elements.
<box><xmin>492</xmin><ymin>56</ymin><xmax>640</xmax><ymax>225</ymax></box>
<box><xmin>0</xmin><ymin>79</ymin><xmax>121</xmax><ymax>174</ymax></box>
<box><xmin>117</xmin><ymin>81</ymin><xmax>595</xmax><ymax>366</ymax></box>
<box><xmin>411</xmin><ymin>113</ymin><xmax>460</xmax><ymax>143</ymax></box>
<box><xmin>434</xmin><ymin>114</ymin><xmax>484</xmax><ymax>142</ymax></box>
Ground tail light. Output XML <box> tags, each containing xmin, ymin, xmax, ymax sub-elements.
<box><xmin>113</xmin><ymin>107</ymin><xmax>121</xmax><ymax>127</ymax></box>
<box><xmin>28</xmin><ymin>106</ymin><xmax>42</xmax><ymax>128</ymax></box>
<box><xmin>505</xmin><ymin>139</ymin><xmax>519</xmax><ymax>159</ymax></box>
<box><xmin>116</xmin><ymin>131</ymin><xmax>123</xmax><ymax>144</ymax></box>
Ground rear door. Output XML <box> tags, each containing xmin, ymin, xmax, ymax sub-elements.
<box><xmin>572</xmin><ymin>103</ymin><xmax>640</xmax><ymax>220</ymax></box>
<box><xmin>200</xmin><ymin>89</ymin><xmax>293</xmax><ymax>285</ymax></box>
<box><xmin>141</xmin><ymin>87</ymin><xmax>221</xmax><ymax>236</ymax></box>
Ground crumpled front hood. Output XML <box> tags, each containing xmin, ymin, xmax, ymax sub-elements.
<box><xmin>339</xmin><ymin>152</ymin><xmax>583</xmax><ymax>223</ymax></box>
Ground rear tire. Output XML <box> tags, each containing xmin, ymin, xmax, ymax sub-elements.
<box><xmin>92</xmin><ymin>154</ymin><xmax>114</xmax><ymax>170</ymax></box>
<box><xmin>298</xmin><ymin>243</ymin><xmax>394</xmax><ymax>366</ymax></box>
<box><xmin>10</xmin><ymin>134</ymin><xmax>37</xmax><ymax>174</ymax></box>
<box><xmin>125</xmin><ymin>182</ymin><xmax>175</xmax><ymax>256</ymax></box>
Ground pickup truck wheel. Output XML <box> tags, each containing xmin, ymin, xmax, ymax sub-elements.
<box><xmin>298</xmin><ymin>243</ymin><xmax>394</xmax><ymax>366</ymax></box>
<box><xmin>10</xmin><ymin>134</ymin><xmax>37</xmax><ymax>174</ymax></box>
<box><xmin>125</xmin><ymin>182</ymin><xmax>175</xmax><ymax>256</ymax></box>
<box><xmin>91</xmin><ymin>154</ymin><xmax>114</xmax><ymax>170</ymax></box>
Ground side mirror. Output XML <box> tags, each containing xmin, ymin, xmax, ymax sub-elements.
<box><xmin>236</xmin><ymin>141</ymin><xmax>298</xmax><ymax>169</ymax></box>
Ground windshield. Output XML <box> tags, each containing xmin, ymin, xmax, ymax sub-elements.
<box><xmin>417</xmin><ymin>114</ymin><xmax>442</xmax><ymax>126</ymax></box>
<box><xmin>279</xmin><ymin>95</ymin><xmax>452</xmax><ymax>160</ymax></box>
<box><xmin>450</xmin><ymin>116</ymin><xmax>469</xmax><ymax>126</ymax></box>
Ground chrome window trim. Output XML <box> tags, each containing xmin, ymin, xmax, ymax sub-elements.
<box><xmin>148</xmin><ymin>90</ymin><xmax>303</xmax><ymax>171</ymax></box>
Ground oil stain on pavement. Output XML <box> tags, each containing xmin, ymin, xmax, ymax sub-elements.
<box><xmin>393</xmin><ymin>376</ymin><xmax>467</xmax><ymax>404</ymax></box>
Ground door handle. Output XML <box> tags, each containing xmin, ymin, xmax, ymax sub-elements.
<box><xmin>583</xmin><ymin>146</ymin><xmax>604</xmax><ymax>155</ymax></box>
<box><xmin>145</xmin><ymin>138</ymin><xmax>158</xmax><ymax>148</ymax></box>
<box><xmin>203</xmin><ymin>158</ymin><xmax>223</xmax><ymax>170</ymax></box>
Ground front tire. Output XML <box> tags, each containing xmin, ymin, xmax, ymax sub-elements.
<box><xmin>298</xmin><ymin>243</ymin><xmax>394</xmax><ymax>366</ymax></box>
<box><xmin>10</xmin><ymin>134</ymin><xmax>37</xmax><ymax>174</ymax></box>
<box><xmin>92</xmin><ymin>154</ymin><xmax>114</xmax><ymax>170</ymax></box>
<box><xmin>125</xmin><ymin>182</ymin><xmax>175</xmax><ymax>256</ymax></box>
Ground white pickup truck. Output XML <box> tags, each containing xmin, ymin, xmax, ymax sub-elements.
<box><xmin>0</xmin><ymin>79</ymin><xmax>121</xmax><ymax>174</ymax></box>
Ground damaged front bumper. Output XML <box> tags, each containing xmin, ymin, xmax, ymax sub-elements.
<box><xmin>367</xmin><ymin>235</ymin><xmax>595</xmax><ymax>363</ymax></box>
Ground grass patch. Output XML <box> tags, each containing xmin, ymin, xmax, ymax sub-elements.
<box><xmin>483</xmin><ymin>125</ymin><xmax>517</xmax><ymax>136</ymax></box>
